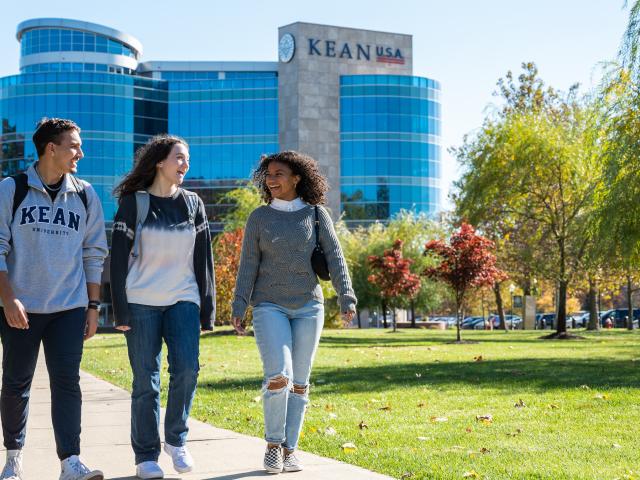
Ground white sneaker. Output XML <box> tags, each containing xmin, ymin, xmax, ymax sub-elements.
<box><xmin>136</xmin><ymin>461</ymin><xmax>164</xmax><ymax>479</ymax></box>
<box><xmin>0</xmin><ymin>450</ymin><xmax>23</xmax><ymax>480</ymax></box>
<box><xmin>283</xmin><ymin>450</ymin><xmax>303</xmax><ymax>472</ymax></box>
<box><xmin>59</xmin><ymin>455</ymin><xmax>103</xmax><ymax>480</ymax></box>
<box><xmin>163</xmin><ymin>443</ymin><xmax>193</xmax><ymax>473</ymax></box>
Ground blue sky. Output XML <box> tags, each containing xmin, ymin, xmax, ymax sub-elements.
<box><xmin>0</xmin><ymin>1</ymin><xmax>631</xmax><ymax>209</ymax></box>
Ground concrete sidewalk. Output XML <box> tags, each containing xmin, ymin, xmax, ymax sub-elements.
<box><xmin>7</xmin><ymin>358</ymin><xmax>392</xmax><ymax>479</ymax></box>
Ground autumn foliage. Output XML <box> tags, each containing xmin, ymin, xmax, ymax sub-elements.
<box><xmin>214</xmin><ymin>227</ymin><xmax>244</xmax><ymax>325</ymax></box>
<box><xmin>368</xmin><ymin>239</ymin><xmax>421</xmax><ymax>329</ymax></box>
<box><xmin>424</xmin><ymin>223</ymin><xmax>506</xmax><ymax>340</ymax></box>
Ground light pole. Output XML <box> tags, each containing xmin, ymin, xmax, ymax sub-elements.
<box><xmin>509</xmin><ymin>283</ymin><xmax>516</xmax><ymax>330</ymax></box>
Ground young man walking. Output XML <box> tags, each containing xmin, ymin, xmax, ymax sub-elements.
<box><xmin>0</xmin><ymin>118</ymin><xmax>108</xmax><ymax>480</ymax></box>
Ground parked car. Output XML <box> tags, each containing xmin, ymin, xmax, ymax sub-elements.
<box><xmin>430</xmin><ymin>316</ymin><xmax>458</xmax><ymax>328</ymax></box>
<box><xmin>536</xmin><ymin>313</ymin><xmax>556</xmax><ymax>329</ymax></box>
<box><xmin>568</xmin><ymin>311</ymin><xmax>587</xmax><ymax>328</ymax></box>
<box><xmin>461</xmin><ymin>316</ymin><xmax>486</xmax><ymax>329</ymax></box>
<box><xmin>600</xmin><ymin>309</ymin><xmax>640</xmax><ymax>328</ymax></box>
<box><xmin>477</xmin><ymin>314</ymin><xmax>522</xmax><ymax>329</ymax></box>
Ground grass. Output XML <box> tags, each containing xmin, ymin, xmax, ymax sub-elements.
<box><xmin>82</xmin><ymin>328</ymin><xmax>640</xmax><ymax>480</ymax></box>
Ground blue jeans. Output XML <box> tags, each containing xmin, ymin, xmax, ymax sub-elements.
<box><xmin>0</xmin><ymin>307</ymin><xmax>85</xmax><ymax>460</ymax></box>
<box><xmin>125</xmin><ymin>301</ymin><xmax>200</xmax><ymax>464</ymax></box>
<box><xmin>252</xmin><ymin>300</ymin><xmax>324</xmax><ymax>450</ymax></box>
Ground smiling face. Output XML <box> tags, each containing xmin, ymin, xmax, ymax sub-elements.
<box><xmin>156</xmin><ymin>142</ymin><xmax>190</xmax><ymax>186</ymax></box>
<box><xmin>266</xmin><ymin>160</ymin><xmax>301</xmax><ymax>201</ymax></box>
<box><xmin>49</xmin><ymin>129</ymin><xmax>84</xmax><ymax>175</ymax></box>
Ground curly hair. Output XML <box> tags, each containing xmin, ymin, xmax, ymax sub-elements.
<box><xmin>251</xmin><ymin>151</ymin><xmax>328</xmax><ymax>205</ymax></box>
<box><xmin>114</xmin><ymin>134</ymin><xmax>188</xmax><ymax>199</ymax></box>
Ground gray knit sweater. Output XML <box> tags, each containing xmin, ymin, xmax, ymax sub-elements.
<box><xmin>232</xmin><ymin>205</ymin><xmax>356</xmax><ymax>318</ymax></box>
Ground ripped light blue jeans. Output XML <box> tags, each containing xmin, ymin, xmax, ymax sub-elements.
<box><xmin>252</xmin><ymin>300</ymin><xmax>324</xmax><ymax>450</ymax></box>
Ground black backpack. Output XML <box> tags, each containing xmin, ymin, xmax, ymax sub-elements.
<box><xmin>10</xmin><ymin>172</ymin><xmax>88</xmax><ymax>222</ymax></box>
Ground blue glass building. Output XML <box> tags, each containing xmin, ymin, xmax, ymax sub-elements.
<box><xmin>0</xmin><ymin>18</ymin><xmax>441</xmax><ymax>231</ymax></box>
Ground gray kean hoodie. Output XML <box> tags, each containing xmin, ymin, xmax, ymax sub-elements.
<box><xmin>0</xmin><ymin>164</ymin><xmax>108</xmax><ymax>314</ymax></box>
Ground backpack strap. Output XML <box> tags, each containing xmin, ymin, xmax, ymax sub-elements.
<box><xmin>131</xmin><ymin>191</ymin><xmax>149</xmax><ymax>258</ymax></box>
<box><xmin>10</xmin><ymin>173</ymin><xmax>29</xmax><ymax>222</ymax></box>
<box><xmin>314</xmin><ymin>205</ymin><xmax>321</xmax><ymax>247</ymax></box>
<box><xmin>180</xmin><ymin>189</ymin><xmax>199</xmax><ymax>225</ymax></box>
<box><xmin>68</xmin><ymin>175</ymin><xmax>88</xmax><ymax>211</ymax></box>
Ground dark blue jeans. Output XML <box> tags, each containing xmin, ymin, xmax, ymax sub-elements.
<box><xmin>0</xmin><ymin>307</ymin><xmax>86</xmax><ymax>460</ymax></box>
<box><xmin>125</xmin><ymin>301</ymin><xmax>200</xmax><ymax>464</ymax></box>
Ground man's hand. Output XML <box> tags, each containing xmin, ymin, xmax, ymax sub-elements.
<box><xmin>84</xmin><ymin>308</ymin><xmax>99</xmax><ymax>341</ymax></box>
<box><xmin>4</xmin><ymin>298</ymin><xmax>28</xmax><ymax>329</ymax></box>
<box><xmin>115</xmin><ymin>325</ymin><xmax>131</xmax><ymax>332</ymax></box>
<box><xmin>231</xmin><ymin>316</ymin><xmax>247</xmax><ymax>335</ymax></box>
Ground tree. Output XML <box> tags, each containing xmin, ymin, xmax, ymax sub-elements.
<box><xmin>213</xmin><ymin>228</ymin><xmax>244</xmax><ymax>326</ymax></box>
<box><xmin>454</xmin><ymin>63</ymin><xmax>573</xmax><ymax>332</ymax></box>
<box><xmin>218</xmin><ymin>185</ymin><xmax>263</xmax><ymax>232</ymax></box>
<box><xmin>337</xmin><ymin>210</ymin><xmax>446</xmax><ymax>327</ymax></box>
<box><xmin>455</xmin><ymin>69</ymin><xmax>602</xmax><ymax>338</ymax></box>
<box><xmin>423</xmin><ymin>223</ymin><xmax>506</xmax><ymax>342</ymax></box>
<box><xmin>368</xmin><ymin>239</ymin><xmax>421</xmax><ymax>331</ymax></box>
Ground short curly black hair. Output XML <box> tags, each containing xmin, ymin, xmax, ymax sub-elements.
<box><xmin>252</xmin><ymin>151</ymin><xmax>329</xmax><ymax>205</ymax></box>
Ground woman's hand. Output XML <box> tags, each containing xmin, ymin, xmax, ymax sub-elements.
<box><xmin>342</xmin><ymin>310</ymin><xmax>355</xmax><ymax>324</ymax></box>
<box><xmin>231</xmin><ymin>316</ymin><xmax>247</xmax><ymax>335</ymax></box>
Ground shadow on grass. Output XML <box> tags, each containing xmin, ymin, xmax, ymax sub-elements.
<box><xmin>320</xmin><ymin>330</ymin><xmax>640</xmax><ymax>348</ymax></box>
<box><xmin>198</xmin><ymin>357</ymin><xmax>640</xmax><ymax>394</ymax></box>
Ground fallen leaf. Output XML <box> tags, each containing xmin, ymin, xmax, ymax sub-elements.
<box><xmin>308</xmin><ymin>426</ymin><xmax>318</xmax><ymax>434</ymax></box>
<box><xmin>417</xmin><ymin>436</ymin><xmax>429</xmax><ymax>441</ymax></box>
<box><xmin>547</xmin><ymin>404</ymin><xmax>559</xmax><ymax>409</ymax></box>
<box><xmin>475</xmin><ymin>414</ymin><xmax>493</xmax><ymax>424</ymax></box>
<box><xmin>417</xmin><ymin>402</ymin><xmax>426</xmax><ymax>408</ymax></box>
<box><xmin>430</xmin><ymin>416</ymin><xmax>448</xmax><ymax>423</ymax></box>
<box><xmin>252</xmin><ymin>396</ymin><xmax>262</xmax><ymax>403</ymax></box>
<box><xmin>580</xmin><ymin>384</ymin><xmax>590</xmax><ymax>390</ymax></box>
<box><xmin>324</xmin><ymin>427</ymin><xmax>337</xmax><ymax>436</ymax></box>
<box><xmin>341</xmin><ymin>442</ymin><xmax>357</xmax><ymax>453</ymax></box>
<box><xmin>315</xmin><ymin>378</ymin><xmax>326</xmax><ymax>384</ymax></box>
<box><xmin>514</xmin><ymin>399</ymin><xmax>527</xmax><ymax>408</ymax></box>
<box><xmin>328</xmin><ymin>413</ymin><xmax>338</xmax><ymax>419</ymax></box>
<box><xmin>358</xmin><ymin>420</ymin><xmax>369</xmax><ymax>430</ymax></box>
<box><xmin>474</xmin><ymin>355</ymin><xmax>484</xmax><ymax>362</ymax></box>
<box><xmin>401</xmin><ymin>473</ymin><xmax>414</xmax><ymax>479</ymax></box>
<box><xmin>379</xmin><ymin>405</ymin><xmax>392</xmax><ymax>411</ymax></box>
<box><xmin>325</xmin><ymin>404</ymin><xmax>334</xmax><ymax>411</ymax></box>
<box><xmin>384</xmin><ymin>375</ymin><xmax>392</xmax><ymax>380</ymax></box>
<box><xmin>480</xmin><ymin>447</ymin><xmax>491</xmax><ymax>454</ymax></box>
<box><xmin>465</xmin><ymin>426</ymin><xmax>473</xmax><ymax>433</ymax></box>
<box><xmin>507</xmin><ymin>428</ymin><xmax>523</xmax><ymax>437</ymax></box>
<box><xmin>612</xmin><ymin>443</ymin><xmax>623</xmax><ymax>449</ymax></box>
<box><xmin>463</xmin><ymin>470</ymin><xmax>480</xmax><ymax>478</ymax></box>
<box><xmin>415</xmin><ymin>373</ymin><xmax>422</xmax><ymax>378</ymax></box>
<box><xmin>594</xmin><ymin>393</ymin><xmax>610</xmax><ymax>400</ymax></box>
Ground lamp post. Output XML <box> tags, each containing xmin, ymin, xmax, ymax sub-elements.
<box><xmin>509</xmin><ymin>283</ymin><xmax>516</xmax><ymax>330</ymax></box>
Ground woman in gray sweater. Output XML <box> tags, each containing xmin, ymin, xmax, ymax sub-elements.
<box><xmin>232</xmin><ymin>151</ymin><xmax>356</xmax><ymax>474</ymax></box>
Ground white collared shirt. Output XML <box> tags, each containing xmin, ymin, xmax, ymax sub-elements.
<box><xmin>270</xmin><ymin>197</ymin><xmax>307</xmax><ymax>212</ymax></box>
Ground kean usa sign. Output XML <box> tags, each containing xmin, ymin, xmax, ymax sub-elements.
<box><xmin>307</xmin><ymin>38</ymin><xmax>405</xmax><ymax>65</ymax></box>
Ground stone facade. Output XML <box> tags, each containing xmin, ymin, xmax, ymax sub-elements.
<box><xmin>278</xmin><ymin>22</ymin><xmax>413</xmax><ymax>218</ymax></box>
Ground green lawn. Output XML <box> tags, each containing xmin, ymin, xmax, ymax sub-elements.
<box><xmin>82</xmin><ymin>328</ymin><xmax>640</xmax><ymax>480</ymax></box>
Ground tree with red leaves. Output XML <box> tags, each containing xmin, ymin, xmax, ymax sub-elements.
<box><xmin>424</xmin><ymin>223</ymin><xmax>506</xmax><ymax>342</ymax></box>
<box><xmin>214</xmin><ymin>228</ymin><xmax>244</xmax><ymax>326</ymax></box>
<box><xmin>368</xmin><ymin>239</ymin><xmax>421</xmax><ymax>331</ymax></box>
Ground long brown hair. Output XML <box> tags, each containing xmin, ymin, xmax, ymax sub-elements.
<box><xmin>114</xmin><ymin>134</ymin><xmax>188</xmax><ymax>200</ymax></box>
<box><xmin>251</xmin><ymin>151</ymin><xmax>328</xmax><ymax>205</ymax></box>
